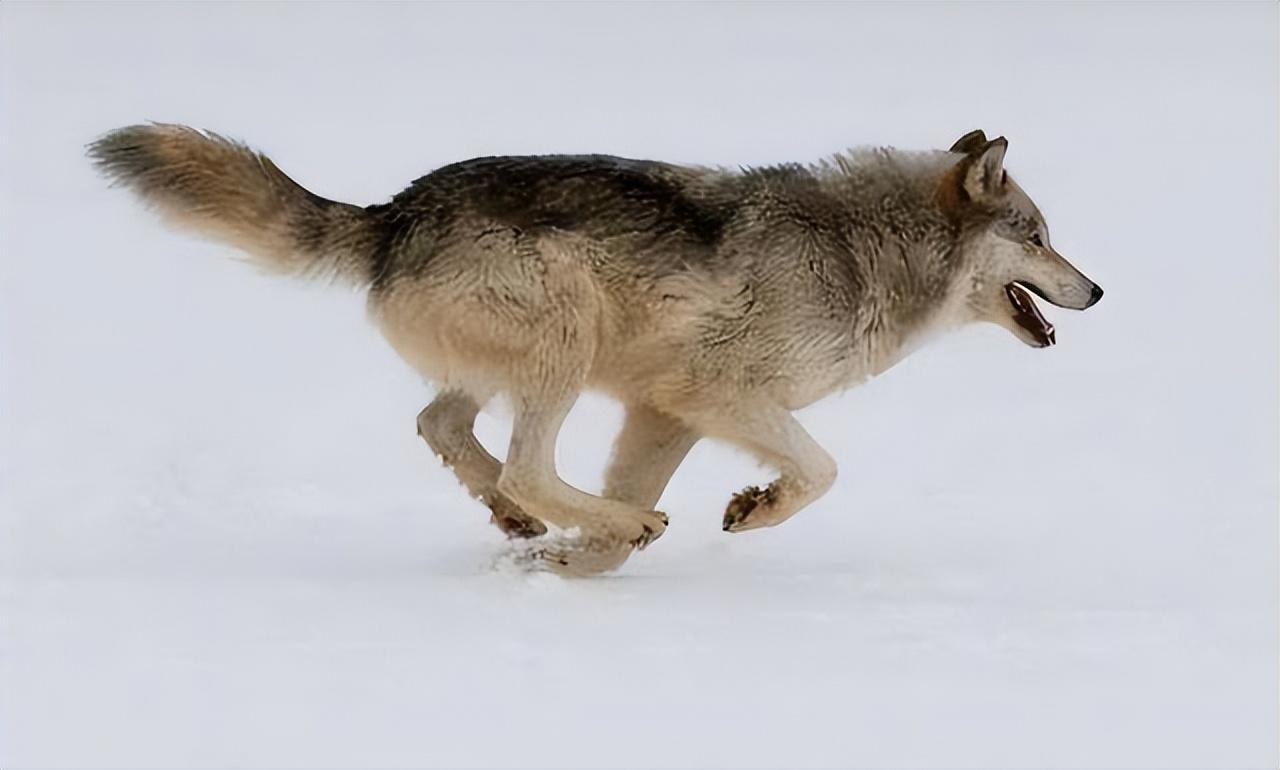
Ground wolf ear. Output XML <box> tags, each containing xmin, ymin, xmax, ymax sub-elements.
<box><xmin>950</xmin><ymin>129</ymin><xmax>988</xmax><ymax>154</ymax></box>
<box><xmin>963</xmin><ymin>137</ymin><xmax>1008</xmax><ymax>200</ymax></box>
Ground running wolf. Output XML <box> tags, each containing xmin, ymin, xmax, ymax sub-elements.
<box><xmin>89</xmin><ymin>125</ymin><xmax>1103</xmax><ymax>575</ymax></box>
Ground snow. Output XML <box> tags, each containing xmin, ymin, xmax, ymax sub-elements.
<box><xmin>1</xmin><ymin>3</ymin><xmax>1276</xmax><ymax>768</ymax></box>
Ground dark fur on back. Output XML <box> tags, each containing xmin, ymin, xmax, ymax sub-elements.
<box><xmin>365</xmin><ymin>155</ymin><xmax>739</xmax><ymax>290</ymax></box>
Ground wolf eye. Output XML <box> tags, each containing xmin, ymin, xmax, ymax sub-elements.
<box><xmin>1028</xmin><ymin>233</ymin><xmax>1044</xmax><ymax>247</ymax></box>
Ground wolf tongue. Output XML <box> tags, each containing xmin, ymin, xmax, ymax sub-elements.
<box><xmin>1006</xmin><ymin>283</ymin><xmax>1056</xmax><ymax>346</ymax></box>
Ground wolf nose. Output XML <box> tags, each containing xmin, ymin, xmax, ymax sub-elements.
<box><xmin>1086</xmin><ymin>284</ymin><xmax>1104</xmax><ymax>308</ymax></box>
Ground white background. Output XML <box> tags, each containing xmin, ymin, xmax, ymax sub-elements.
<box><xmin>1</xmin><ymin>3</ymin><xmax>1276</xmax><ymax>768</ymax></box>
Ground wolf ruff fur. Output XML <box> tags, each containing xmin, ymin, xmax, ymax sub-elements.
<box><xmin>89</xmin><ymin>125</ymin><xmax>1102</xmax><ymax>575</ymax></box>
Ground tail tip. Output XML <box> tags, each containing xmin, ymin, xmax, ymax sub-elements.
<box><xmin>87</xmin><ymin>123</ymin><xmax>220</xmax><ymax>186</ymax></box>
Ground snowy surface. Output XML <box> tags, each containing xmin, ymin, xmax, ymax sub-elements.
<box><xmin>1</xmin><ymin>3</ymin><xmax>1276</xmax><ymax>768</ymax></box>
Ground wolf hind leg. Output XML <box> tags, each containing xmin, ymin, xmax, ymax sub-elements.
<box><xmin>417</xmin><ymin>389</ymin><xmax>546</xmax><ymax>538</ymax></box>
<box><xmin>671</xmin><ymin>401</ymin><xmax>837</xmax><ymax>532</ymax></box>
<box><xmin>602</xmin><ymin>403</ymin><xmax>700</xmax><ymax>510</ymax></box>
<box><xmin>497</xmin><ymin>376</ymin><xmax>669</xmax><ymax>576</ymax></box>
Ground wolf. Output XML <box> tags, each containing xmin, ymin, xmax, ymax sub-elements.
<box><xmin>89</xmin><ymin>125</ymin><xmax>1102</xmax><ymax>575</ymax></box>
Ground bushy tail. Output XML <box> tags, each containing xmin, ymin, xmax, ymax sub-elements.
<box><xmin>89</xmin><ymin>124</ymin><xmax>380</xmax><ymax>284</ymax></box>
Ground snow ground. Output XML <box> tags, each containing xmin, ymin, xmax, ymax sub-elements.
<box><xmin>1</xmin><ymin>3</ymin><xmax>1276</xmax><ymax>768</ymax></box>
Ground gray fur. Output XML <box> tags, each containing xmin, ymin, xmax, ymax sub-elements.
<box><xmin>89</xmin><ymin>124</ymin><xmax>1102</xmax><ymax>575</ymax></box>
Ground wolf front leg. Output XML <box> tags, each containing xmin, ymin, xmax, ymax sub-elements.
<box><xmin>417</xmin><ymin>389</ymin><xmax>546</xmax><ymax>538</ymax></box>
<box><xmin>602</xmin><ymin>404</ymin><xmax>700</xmax><ymax>509</ymax></box>
<box><xmin>677</xmin><ymin>402</ymin><xmax>837</xmax><ymax>532</ymax></box>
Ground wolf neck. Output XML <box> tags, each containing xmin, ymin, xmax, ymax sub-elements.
<box><xmin>803</xmin><ymin>149</ymin><xmax>968</xmax><ymax>379</ymax></box>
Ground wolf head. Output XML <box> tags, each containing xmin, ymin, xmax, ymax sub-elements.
<box><xmin>940</xmin><ymin>129</ymin><xmax>1103</xmax><ymax>347</ymax></box>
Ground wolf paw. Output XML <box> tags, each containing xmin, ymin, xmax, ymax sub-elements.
<box><xmin>501</xmin><ymin>528</ymin><xmax>637</xmax><ymax>577</ymax></box>
<box><xmin>722</xmin><ymin>483</ymin><xmax>780</xmax><ymax>532</ymax></box>
<box><xmin>538</xmin><ymin>543</ymin><xmax>635</xmax><ymax>577</ymax></box>
<box><xmin>622</xmin><ymin>509</ymin><xmax>669</xmax><ymax>551</ymax></box>
<box><xmin>486</xmin><ymin>494</ymin><xmax>548</xmax><ymax>539</ymax></box>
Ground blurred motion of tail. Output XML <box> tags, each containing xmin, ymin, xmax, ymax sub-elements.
<box><xmin>88</xmin><ymin>124</ymin><xmax>380</xmax><ymax>284</ymax></box>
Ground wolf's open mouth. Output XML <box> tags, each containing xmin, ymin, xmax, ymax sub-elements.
<box><xmin>1005</xmin><ymin>282</ymin><xmax>1055</xmax><ymax>347</ymax></box>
